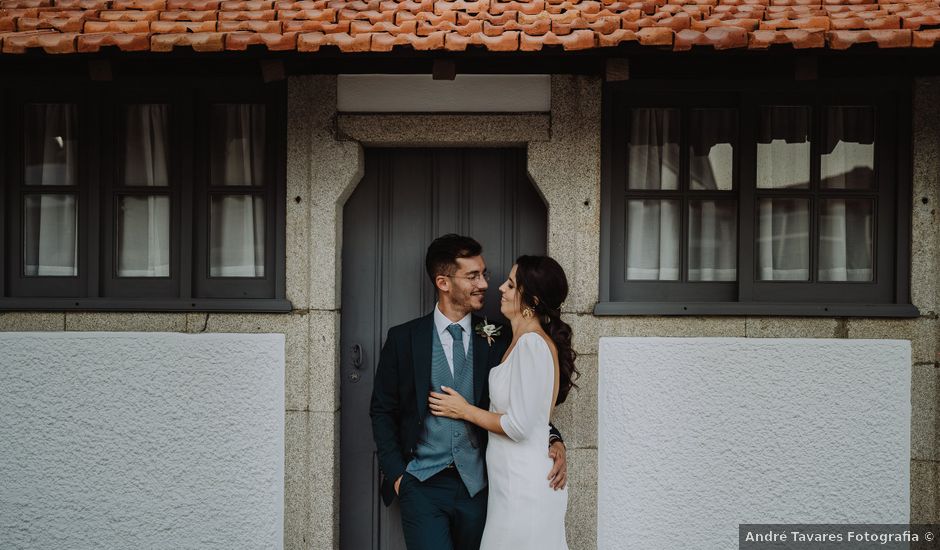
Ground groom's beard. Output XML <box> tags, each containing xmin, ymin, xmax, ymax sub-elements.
<box><xmin>470</xmin><ymin>290</ymin><xmax>486</xmax><ymax>311</ymax></box>
<box><xmin>447</xmin><ymin>285</ymin><xmax>486</xmax><ymax>314</ymax></box>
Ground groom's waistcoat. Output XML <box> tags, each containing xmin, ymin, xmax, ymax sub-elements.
<box><xmin>405</xmin><ymin>326</ymin><xmax>486</xmax><ymax>496</ymax></box>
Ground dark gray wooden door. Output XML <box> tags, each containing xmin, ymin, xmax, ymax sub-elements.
<box><xmin>340</xmin><ymin>148</ymin><xmax>547</xmax><ymax>550</ymax></box>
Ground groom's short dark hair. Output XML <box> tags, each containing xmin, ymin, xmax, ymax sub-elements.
<box><xmin>426</xmin><ymin>234</ymin><xmax>482</xmax><ymax>285</ymax></box>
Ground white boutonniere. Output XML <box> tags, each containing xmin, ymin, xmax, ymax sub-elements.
<box><xmin>474</xmin><ymin>318</ymin><xmax>502</xmax><ymax>346</ymax></box>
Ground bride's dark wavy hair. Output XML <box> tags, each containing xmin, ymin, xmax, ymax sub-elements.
<box><xmin>514</xmin><ymin>255</ymin><xmax>579</xmax><ymax>405</ymax></box>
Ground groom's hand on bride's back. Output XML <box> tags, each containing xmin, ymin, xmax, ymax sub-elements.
<box><xmin>547</xmin><ymin>441</ymin><xmax>567</xmax><ymax>490</ymax></box>
<box><xmin>394</xmin><ymin>475</ymin><xmax>403</xmax><ymax>496</ymax></box>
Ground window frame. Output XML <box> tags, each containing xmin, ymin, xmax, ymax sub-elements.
<box><xmin>599</xmin><ymin>78</ymin><xmax>916</xmax><ymax>317</ymax></box>
<box><xmin>0</xmin><ymin>76</ymin><xmax>290</xmax><ymax>312</ymax></box>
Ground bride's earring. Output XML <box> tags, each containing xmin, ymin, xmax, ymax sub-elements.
<box><xmin>522</xmin><ymin>307</ymin><xmax>533</xmax><ymax>319</ymax></box>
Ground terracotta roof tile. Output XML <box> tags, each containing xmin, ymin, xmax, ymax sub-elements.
<box><xmin>759</xmin><ymin>14</ymin><xmax>829</xmax><ymax>27</ymax></box>
<box><xmin>98</xmin><ymin>10</ymin><xmax>160</xmax><ymax>20</ymax></box>
<box><xmin>636</xmin><ymin>23</ymin><xmax>673</xmax><ymax>40</ymax></box>
<box><xmin>597</xmin><ymin>25</ymin><xmax>635</xmax><ymax>40</ymax></box>
<box><xmin>217</xmin><ymin>17</ymin><xmax>278</xmax><ymax>28</ymax></box>
<box><xmin>490</xmin><ymin>0</ymin><xmax>546</xmax><ymax>14</ymax></box>
<box><xmin>54</xmin><ymin>0</ymin><xmax>110</xmax><ymax>8</ymax></box>
<box><xmin>912</xmin><ymin>26</ymin><xmax>940</xmax><ymax>42</ymax></box>
<box><xmin>17</xmin><ymin>14</ymin><xmax>85</xmax><ymax>29</ymax></box>
<box><xmin>221</xmin><ymin>0</ymin><xmax>274</xmax><ymax>9</ymax></box>
<box><xmin>166</xmin><ymin>0</ymin><xmax>218</xmax><ymax>8</ymax></box>
<box><xmin>407</xmin><ymin>10</ymin><xmax>457</xmax><ymax>22</ymax></box>
<box><xmin>685</xmin><ymin>21</ymin><xmax>750</xmax><ymax>41</ymax></box>
<box><xmin>112</xmin><ymin>0</ymin><xmax>166</xmax><ymax>9</ymax></box>
<box><xmin>470</xmin><ymin>27</ymin><xmax>519</xmax><ymax>47</ymax></box>
<box><xmin>693</xmin><ymin>14</ymin><xmax>759</xmax><ymax>26</ymax></box>
<box><xmin>225</xmin><ymin>27</ymin><xmax>294</xmax><ymax>45</ymax></box>
<box><xmin>520</xmin><ymin>27</ymin><xmax>593</xmax><ymax>47</ymax></box>
<box><xmin>160</xmin><ymin>9</ymin><xmax>219</xmax><ymax>19</ymax></box>
<box><xmin>0</xmin><ymin>0</ymin><xmax>937</xmax><ymax>53</ymax></box>
<box><xmin>350</xmin><ymin>18</ymin><xmax>415</xmax><ymax>32</ymax></box>
<box><xmin>748</xmin><ymin>25</ymin><xmax>824</xmax><ymax>43</ymax></box>
<box><xmin>321</xmin><ymin>29</ymin><xmax>371</xmax><ymax>48</ymax></box>
<box><xmin>76</xmin><ymin>30</ymin><xmax>151</xmax><ymax>50</ymax></box>
<box><xmin>418</xmin><ymin>17</ymin><xmax>479</xmax><ymax>32</ymax></box>
<box><xmin>1</xmin><ymin>0</ymin><xmax>53</xmax><ymax>7</ymax></box>
<box><xmin>902</xmin><ymin>12</ymin><xmax>940</xmax><ymax>25</ymax></box>
<box><xmin>484</xmin><ymin>16</ymin><xmax>548</xmax><ymax>33</ymax></box>
<box><xmin>282</xmin><ymin>18</ymin><xmax>346</xmax><ymax>30</ymax></box>
<box><xmin>84</xmin><ymin>19</ymin><xmax>150</xmax><ymax>30</ymax></box>
<box><xmin>150</xmin><ymin>18</ymin><xmax>215</xmax><ymax>30</ymax></box>
<box><xmin>150</xmin><ymin>28</ymin><xmax>223</xmax><ymax>48</ymax></box>
<box><xmin>296</xmin><ymin>28</ymin><xmax>323</xmax><ymax>48</ymax></box>
<box><xmin>829</xmin><ymin>12</ymin><xmax>898</xmax><ymax>25</ymax></box>
<box><xmin>826</xmin><ymin>26</ymin><xmax>910</xmax><ymax>45</ymax></box>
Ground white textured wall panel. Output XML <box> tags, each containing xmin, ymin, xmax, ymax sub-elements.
<box><xmin>598</xmin><ymin>337</ymin><xmax>911</xmax><ymax>550</ymax></box>
<box><xmin>337</xmin><ymin>74</ymin><xmax>551</xmax><ymax>112</ymax></box>
<box><xmin>0</xmin><ymin>332</ymin><xmax>285</xmax><ymax>550</ymax></box>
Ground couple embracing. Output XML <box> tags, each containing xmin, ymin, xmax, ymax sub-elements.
<box><xmin>370</xmin><ymin>234</ymin><xmax>579</xmax><ymax>550</ymax></box>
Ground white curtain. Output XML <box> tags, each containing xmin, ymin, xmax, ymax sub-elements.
<box><xmin>24</xmin><ymin>103</ymin><xmax>77</xmax><ymax>187</ymax></box>
<box><xmin>23</xmin><ymin>104</ymin><xmax>78</xmax><ymax>277</ymax></box>
<box><xmin>690</xmin><ymin>108</ymin><xmax>736</xmax><ymax>191</ymax></box>
<box><xmin>209</xmin><ymin>104</ymin><xmax>267</xmax><ymax>277</ymax></box>
<box><xmin>626</xmin><ymin>108</ymin><xmax>737</xmax><ymax>281</ymax></box>
<box><xmin>628</xmin><ymin>108</ymin><xmax>679</xmax><ymax>190</ymax></box>
<box><xmin>626</xmin><ymin>108</ymin><xmax>680</xmax><ymax>280</ymax></box>
<box><xmin>758</xmin><ymin>198</ymin><xmax>810</xmax><ymax>281</ymax></box>
<box><xmin>24</xmin><ymin>194</ymin><xmax>78</xmax><ymax>276</ymax></box>
<box><xmin>626</xmin><ymin>199</ymin><xmax>679</xmax><ymax>280</ymax></box>
<box><xmin>217</xmin><ymin>104</ymin><xmax>266</xmax><ymax>187</ymax></box>
<box><xmin>757</xmin><ymin>106</ymin><xmax>811</xmax><ymax>190</ymax></box>
<box><xmin>688</xmin><ymin>200</ymin><xmax>736</xmax><ymax>281</ymax></box>
<box><xmin>819</xmin><ymin>199</ymin><xmax>873</xmax><ymax>282</ymax></box>
<box><xmin>756</xmin><ymin>106</ymin><xmax>875</xmax><ymax>282</ymax></box>
<box><xmin>119</xmin><ymin>104</ymin><xmax>170</xmax><ymax>278</ymax></box>
<box><xmin>757</xmin><ymin>107</ymin><xmax>809</xmax><ymax>281</ymax></box>
<box><xmin>687</xmin><ymin>109</ymin><xmax>737</xmax><ymax>281</ymax></box>
<box><xmin>818</xmin><ymin>107</ymin><xmax>875</xmax><ymax>281</ymax></box>
<box><xmin>821</xmin><ymin>106</ymin><xmax>875</xmax><ymax>190</ymax></box>
<box><xmin>210</xmin><ymin>195</ymin><xmax>265</xmax><ymax>277</ymax></box>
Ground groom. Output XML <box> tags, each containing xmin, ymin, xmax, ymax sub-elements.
<box><xmin>370</xmin><ymin>234</ymin><xmax>567</xmax><ymax>550</ymax></box>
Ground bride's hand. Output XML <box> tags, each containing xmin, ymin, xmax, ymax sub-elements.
<box><xmin>429</xmin><ymin>386</ymin><xmax>469</xmax><ymax>420</ymax></box>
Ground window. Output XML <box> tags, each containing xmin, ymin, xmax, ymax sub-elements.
<box><xmin>0</xmin><ymin>80</ymin><xmax>288</xmax><ymax>311</ymax></box>
<box><xmin>600</xmin><ymin>83</ymin><xmax>914</xmax><ymax>316</ymax></box>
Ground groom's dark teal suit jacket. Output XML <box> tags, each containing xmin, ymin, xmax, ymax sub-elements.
<box><xmin>370</xmin><ymin>312</ymin><xmax>506</xmax><ymax>506</ymax></box>
<box><xmin>370</xmin><ymin>312</ymin><xmax>562</xmax><ymax>506</ymax></box>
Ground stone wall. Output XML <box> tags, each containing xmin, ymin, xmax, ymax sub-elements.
<box><xmin>1</xmin><ymin>73</ymin><xmax>936</xmax><ymax>549</ymax></box>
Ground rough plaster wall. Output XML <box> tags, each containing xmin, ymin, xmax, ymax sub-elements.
<box><xmin>0</xmin><ymin>332</ymin><xmax>284</xmax><ymax>550</ymax></box>
<box><xmin>598</xmin><ymin>337</ymin><xmax>911</xmax><ymax>550</ymax></box>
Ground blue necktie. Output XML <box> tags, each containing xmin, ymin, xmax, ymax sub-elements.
<box><xmin>446</xmin><ymin>324</ymin><xmax>466</xmax><ymax>377</ymax></box>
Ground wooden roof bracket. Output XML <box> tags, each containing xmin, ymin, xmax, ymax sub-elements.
<box><xmin>606</xmin><ymin>58</ymin><xmax>630</xmax><ymax>82</ymax></box>
<box><xmin>795</xmin><ymin>55</ymin><xmax>818</xmax><ymax>81</ymax></box>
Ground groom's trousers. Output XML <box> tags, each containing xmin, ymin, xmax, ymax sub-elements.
<box><xmin>398</xmin><ymin>468</ymin><xmax>487</xmax><ymax>550</ymax></box>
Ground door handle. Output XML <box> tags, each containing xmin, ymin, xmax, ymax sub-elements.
<box><xmin>348</xmin><ymin>344</ymin><xmax>364</xmax><ymax>383</ymax></box>
<box><xmin>351</xmin><ymin>344</ymin><xmax>363</xmax><ymax>370</ymax></box>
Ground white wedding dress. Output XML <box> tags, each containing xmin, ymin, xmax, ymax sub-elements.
<box><xmin>480</xmin><ymin>332</ymin><xmax>569</xmax><ymax>550</ymax></box>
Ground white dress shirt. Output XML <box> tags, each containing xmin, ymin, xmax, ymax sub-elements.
<box><xmin>433</xmin><ymin>303</ymin><xmax>471</xmax><ymax>376</ymax></box>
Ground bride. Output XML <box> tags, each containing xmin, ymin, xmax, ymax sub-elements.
<box><xmin>429</xmin><ymin>255</ymin><xmax>578</xmax><ymax>550</ymax></box>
